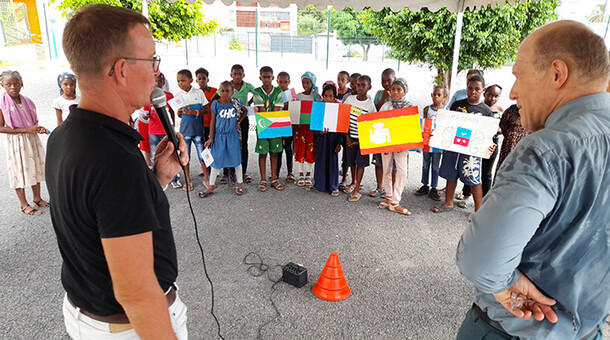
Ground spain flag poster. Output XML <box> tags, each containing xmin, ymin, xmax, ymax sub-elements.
<box><xmin>357</xmin><ymin>106</ymin><xmax>423</xmax><ymax>155</ymax></box>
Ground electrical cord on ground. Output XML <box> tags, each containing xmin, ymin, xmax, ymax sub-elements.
<box><xmin>243</xmin><ymin>252</ymin><xmax>285</xmax><ymax>340</ymax></box>
<box><xmin>185</xmin><ymin>174</ymin><xmax>225</xmax><ymax>340</ymax></box>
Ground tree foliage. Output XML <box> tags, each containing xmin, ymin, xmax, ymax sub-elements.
<box><xmin>586</xmin><ymin>4</ymin><xmax>607</xmax><ymax>23</ymax></box>
<box><xmin>297</xmin><ymin>5</ymin><xmax>326</xmax><ymax>36</ymax></box>
<box><xmin>329</xmin><ymin>7</ymin><xmax>378</xmax><ymax>61</ymax></box>
<box><xmin>52</xmin><ymin>0</ymin><xmax>218</xmax><ymax>42</ymax></box>
<box><xmin>297</xmin><ymin>6</ymin><xmax>378</xmax><ymax>60</ymax></box>
<box><xmin>360</xmin><ymin>0</ymin><xmax>559</xmax><ymax>88</ymax></box>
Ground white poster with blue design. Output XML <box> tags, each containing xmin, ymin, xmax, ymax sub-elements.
<box><xmin>428</xmin><ymin>109</ymin><xmax>499</xmax><ymax>159</ymax></box>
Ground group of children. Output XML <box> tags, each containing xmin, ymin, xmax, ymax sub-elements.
<box><xmin>0</xmin><ymin>64</ymin><xmax>508</xmax><ymax>217</ymax></box>
<box><xmin>143</xmin><ymin>63</ymin><xmax>509</xmax><ymax>217</ymax></box>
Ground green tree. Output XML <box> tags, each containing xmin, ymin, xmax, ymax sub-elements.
<box><xmin>297</xmin><ymin>5</ymin><xmax>326</xmax><ymax>36</ymax></box>
<box><xmin>52</xmin><ymin>0</ymin><xmax>218</xmax><ymax>42</ymax></box>
<box><xmin>586</xmin><ymin>3</ymin><xmax>607</xmax><ymax>23</ymax></box>
<box><xmin>360</xmin><ymin>0</ymin><xmax>558</xmax><ymax>89</ymax></box>
<box><xmin>329</xmin><ymin>7</ymin><xmax>378</xmax><ymax>61</ymax></box>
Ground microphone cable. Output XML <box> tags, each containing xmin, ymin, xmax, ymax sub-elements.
<box><xmin>183</xmin><ymin>164</ymin><xmax>225</xmax><ymax>340</ymax></box>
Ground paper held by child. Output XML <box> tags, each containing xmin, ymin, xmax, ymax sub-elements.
<box><xmin>357</xmin><ymin>106</ymin><xmax>423</xmax><ymax>155</ymax></box>
<box><xmin>310</xmin><ymin>102</ymin><xmax>351</xmax><ymax>133</ymax></box>
<box><xmin>200</xmin><ymin>147</ymin><xmax>214</xmax><ymax>167</ymax></box>
<box><xmin>428</xmin><ymin>109</ymin><xmax>500</xmax><ymax>159</ymax></box>
<box><xmin>255</xmin><ymin>111</ymin><xmax>293</xmax><ymax>139</ymax></box>
<box><xmin>283</xmin><ymin>88</ymin><xmax>297</xmax><ymax>102</ymax></box>
<box><xmin>288</xmin><ymin>101</ymin><xmax>312</xmax><ymax>125</ymax></box>
<box><xmin>167</xmin><ymin>96</ymin><xmax>186</xmax><ymax>113</ymax></box>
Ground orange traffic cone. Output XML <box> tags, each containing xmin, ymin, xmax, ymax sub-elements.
<box><xmin>312</xmin><ymin>252</ymin><xmax>351</xmax><ymax>301</ymax></box>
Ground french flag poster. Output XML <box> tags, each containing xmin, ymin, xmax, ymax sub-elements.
<box><xmin>310</xmin><ymin>102</ymin><xmax>351</xmax><ymax>133</ymax></box>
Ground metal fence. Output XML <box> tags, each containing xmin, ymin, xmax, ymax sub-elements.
<box><xmin>0</xmin><ymin>2</ymin><xmax>32</xmax><ymax>46</ymax></box>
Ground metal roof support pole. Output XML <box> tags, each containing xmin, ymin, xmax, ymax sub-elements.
<box><xmin>449</xmin><ymin>0</ymin><xmax>465</xmax><ymax>95</ymax></box>
<box><xmin>142</xmin><ymin>0</ymin><xmax>148</xmax><ymax>19</ymax></box>
<box><xmin>255</xmin><ymin>7</ymin><xmax>259</xmax><ymax>68</ymax></box>
<box><xmin>326</xmin><ymin>8</ymin><xmax>330</xmax><ymax>70</ymax></box>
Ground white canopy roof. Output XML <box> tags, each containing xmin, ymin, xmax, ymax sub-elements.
<box><xmin>165</xmin><ymin>0</ymin><xmax>514</xmax><ymax>12</ymax></box>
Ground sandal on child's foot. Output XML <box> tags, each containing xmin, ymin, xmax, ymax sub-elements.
<box><xmin>343</xmin><ymin>184</ymin><xmax>355</xmax><ymax>194</ymax></box>
<box><xmin>338</xmin><ymin>182</ymin><xmax>346</xmax><ymax>190</ymax></box>
<box><xmin>235</xmin><ymin>187</ymin><xmax>244</xmax><ymax>196</ymax></box>
<box><xmin>369</xmin><ymin>189</ymin><xmax>384</xmax><ymax>198</ymax></box>
<box><xmin>198</xmin><ymin>191</ymin><xmax>214</xmax><ymax>198</ymax></box>
<box><xmin>219</xmin><ymin>177</ymin><xmax>228</xmax><ymax>184</ymax></box>
<box><xmin>286</xmin><ymin>173</ymin><xmax>295</xmax><ymax>183</ymax></box>
<box><xmin>297</xmin><ymin>176</ymin><xmax>305</xmax><ymax>187</ymax></box>
<box><xmin>21</xmin><ymin>205</ymin><xmax>42</xmax><ymax>215</ymax></box>
<box><xmin>258</xmin><ymin>180</ymin><xmax>267</xmax><ymax>192</ymax></box>
<box><xmin>270</xmin><ymin>179</ymin><xmax>284</xmax><ymax>191</ymax></box>
<box><xmin>378</xmin><ymin>201</ymin><xmax>391</xmax><ymax>209</ymax></box>
<box><xmin>305</xmin><ymin>185</ymin><xmax>316</xmax><ymax>192</ymax></box>
<box><xmin>331</xmin><ymin>190</ymin><xmax>340</xmax><ymax>197</ymax></box>
<box><xmin>183</xmin><ymin>183</ymin><xmax>193</xmax><ymax>191</ymax></box>
<box><xmin>304</xmin><ymin>177</ymin><xmax>312</xmax><ymax>186</ymax></box>
<box><xmin>244</xmin><ymin>175</ymin><xmax>252</xmax><ymax>184</ymax></box>
<box><xmin>389</xmin><ymin>204</ymin><xmax>411</xmax><ymax>215</ymax></box>
<box><xmin>348</xmin><ymin>192</ymin><xmax>362</xmax><ymax>202</ymax></box>
<box><xmin>33</xmin><ymin>199</ymin><xmax>50</xmax><ymax>208</ymax></box>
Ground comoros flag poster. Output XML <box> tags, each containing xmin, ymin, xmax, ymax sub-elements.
<box><xmin>310</xmin><ymin>102</ymin><xmax>351</xmax><ymax>133</ymax></box>
<box><xmin>256</xmin><ymin>111</ymin><xmax>293</xmax><ymax>139</ymax></box>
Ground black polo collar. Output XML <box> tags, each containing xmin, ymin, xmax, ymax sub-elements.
<box><xmin>67</xmin><ymin>105</ymin><xmax>144</xmax><ymax>142</ymax></box>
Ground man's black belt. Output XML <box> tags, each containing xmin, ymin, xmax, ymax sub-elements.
<box><xmin>472</xmin><ymin>304</ymin><xmax>599</xmax><ymax>340</ymax></box>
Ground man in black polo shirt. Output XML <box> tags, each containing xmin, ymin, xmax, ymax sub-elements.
<box><xmin>46</xmin><ymin>4</ymin><xmax>188</xmax><ymax>339</ymax></box>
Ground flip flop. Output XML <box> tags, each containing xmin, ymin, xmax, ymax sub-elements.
<box><xmin>244</xmin><ymin>175</ymin><xmax>252</xmax><ymax>183</ymax></box>
<box><xmin>286</xmin><ymin>173</ymin><xmax>295</xmax><ymax>183</ymax></box>
<box><xmin>235</xmin><ymin>188</ymin><xmax>244</xmax><ymax>196</ymax></box>
<box><xmin>343</xmin><ymin>184</ymin><xmax>355</xmax><ymax>194</ymax></box>
<box><xmin>432</xmin><ymin>205</ymin><xmax>454</xmax><ymax>213</ymax></box>
<box><xmin>331</xmin><ymin>190</ymin><xmax>340</xmax><ymax>197</ymax></box>
<box><xmin>183</xmin><ymin>183</ymin><xmax>193</xmax><ymax>191</ymax></box>
<box><xmin>348</xmin><ymin>192</ymin><xmax>362</xmax><ymax>202</ymax></box>
<box><xmin>369</xmin><ymin>189</ymin><xmax>385</xmax><ymax>197</ymax></box>
<box><xmin>457</xmin><ymin>199</ymin><xmax>470</xmax><ymax>209</ymax></box>
<box><xmin>198</xmin><ymin>191</ymin><xmax>214</xmax><ymax>198</ymax></box>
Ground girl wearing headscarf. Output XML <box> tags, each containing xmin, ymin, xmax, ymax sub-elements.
<box><xmin>293</xmin><ymin>71</ymin><xmax>320</xmax><ymax>186</ymax></box>
<box><xmin>378</xmin><ymin>78</ymin><xmax>412</xmax><ymax>215</ymax></box>
<box><xmin>0</xmin><ymin>70</ymin><xmax>49</xmax><ymax>215</ymax></box>
<box><xmin>52</xmin><ymin>72</ymin><xmax>80</xmax><ymax>126</ymax></box>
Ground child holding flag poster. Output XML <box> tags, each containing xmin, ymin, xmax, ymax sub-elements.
<box><xmin>311</xmin><ymin>83</ymin><xmax>343</xmax><ymax>196</ymax></box>
<box><xmin>377</xmin><ymin>78</ymin><xmax>412</xmax><ymax>215</ymax></box>
<box><xmin>294</xmin><ymin>71</ymin><xmax>321</xmax><ymax>187</ymax></box>
<box><xmin>343</xmin><ymin>75</ymin><xmax>376</xmax><ymax>202</ymax></box>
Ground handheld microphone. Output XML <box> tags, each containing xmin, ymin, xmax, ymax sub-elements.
<box><xmin>151</xmin><ymin>87</ymin><xmax>179</xmax><ymax>152</ymax></box>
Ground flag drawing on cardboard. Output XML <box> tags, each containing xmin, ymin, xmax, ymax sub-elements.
<box><xmin>310</xmin><ymin>102</ymin><xmax>351</xmax><ymax>133</ymax></box>
<box><xmin>357</xmin><ymin>106</ymin><xmax>423</xmax><ymax>155</ymax></box>
<box><xmin>288</xmin><ymin>101</ymin><xmax>312</xmax><ymax>125</ymax></box>
<box><xmin>283</xmin><ymin>88</ymin><xmax>297</xmax><ymax>102</ymax></box>
<box><xmin>255</xmin><ymin>111</ymin><xmax>293</xmax><ymax>139</ymax></box>
<box><xmin>428</xmin><ymin>109</ymin><xmax>500</xmax><ymax>158</ymax></box>
<box><xmin>421</xmin><ymin>118</ymin><xmax>443</xmax><ymax>153</ymax></box>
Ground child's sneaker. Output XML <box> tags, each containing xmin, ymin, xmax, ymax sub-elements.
<box><xmin>428</xmin><ymin>187</ymin><xmax>441</xmax><ymax>201</ymax></box>
<box><xmin>414</xmin><ymin>185</ymin><xmax>429</xmax><ymax>196</ymax></box>
<box><xmin>171</xmin><ymin>178</ymin><xmax>183</xmax><ymax>189</ymax></box>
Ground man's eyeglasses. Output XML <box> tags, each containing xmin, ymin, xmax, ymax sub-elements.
<box><xmin>108</xmin><ymin>55</ymin><xmax>161</xmax><ymax>76</ymax></box>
